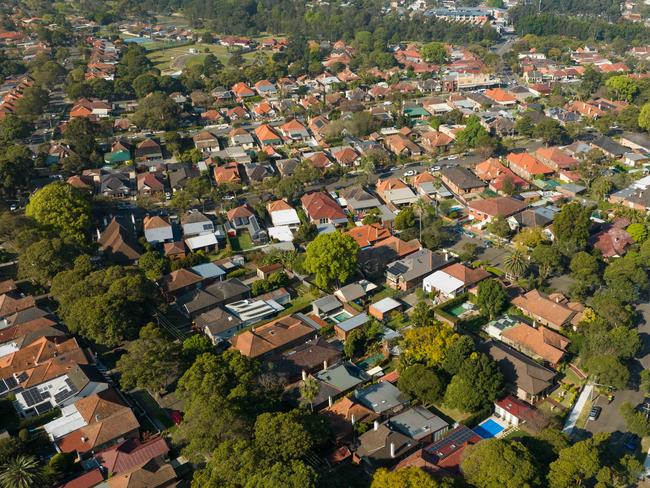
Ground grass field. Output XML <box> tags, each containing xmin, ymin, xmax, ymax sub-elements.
<box><xmin>146</xmin><ymin>42</ymin><xmax>265</xmax><ymax>72</ymax></box>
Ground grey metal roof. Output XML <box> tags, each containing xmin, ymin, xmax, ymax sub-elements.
<box><xmin>354</xmin><ymin>381</ymin><xmax>406</xmax><ymax>414</ymax></box>
<box><xmin>316</xmin><ymin>361</ymin><xmax>370</xmax><ymax>391</ymax></box>
<box><xmin>389</xmin><ymin>406</ymin><xmax>449</xmax><ymax>441</ymax></box>
<box><xmin>336</xmin><ymin>312</ymin><xmax>370</xmax><ymax>332</ymax></box>
<box><xmin>313</xmin><ymin>295</ymin><xmax>342</xmax><ymax>314</ymax></box>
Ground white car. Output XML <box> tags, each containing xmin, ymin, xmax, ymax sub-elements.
<box><xmin>447</xmin><ymin>155</ymin><xmax>458</xmax><ymax>160</ymax></box>
<box><xmin>403</xmin><ymin>170</ymin><xmax>417</xmax><ymax>177</ymax></box>
<box><xmin>430</xmin><ymin>165</ymin><xmax>441</xmax><ymax>172</ymax></box>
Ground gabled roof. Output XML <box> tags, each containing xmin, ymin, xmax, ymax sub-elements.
<box><xmin>226</xmin><ymin>205</ymin><xmax>254</xmax><ymax>220</ymax></box>
<box><xmin>96</xmin><ymin>437</ymin><xmax>169</xmax><ymax>474</ymax></box>
<box><xmin>506</xmin><ymin>152</ymin><xmax>553</xmax><ymax>176</ymax></box>
<box><xmin>143</xmin><ymin>215</ymin><xmax>171</xmax><ymax>230</ymax></box>
<box><xmin>501</xmin><ymin>323</ymin><xmax>569</xmax><ymax>364</ymax></box>
<box><xmin>98</xmin><ymin>218</ymin><xmax>142</xmax><ymax>262</ymax></box>
<box><xmin>230</xmin><ymin>314</ymin><xmax>316</xmax><ymax>358</ymax></box>
<box><xmin>469</xmin><ymin>196</ymin><xmax>527</xmax><ymax>218</ymax></box>
<box><xmin>160</xmin><ymin>268</ymin><xmax>202</xmax><ymax>293</ymax></box>
<box><xmin>301</xmin><ymin>192</ymin><xmax>346</xmax><ymax>221</ymax></box>
<box><xmin>440</xmin><ymin>262</ymin><xmax>490</xmax><ymax>286</ymax></box>
<box><xmin>511</xmin><ymin>289</ymin><xmax>576</xmax><ymax>329</ymax></box>
<box><xmin>346</xmin><ymin>224</ymin><xmax>391</xmax><ymax>248</ymax></box>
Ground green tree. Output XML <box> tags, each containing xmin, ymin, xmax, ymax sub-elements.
<box><xmin>620</xmin><ymin>402</ymin><xmax>650</xmax><ymax>437</ymax></box>
<box><xmin>410</xmin><ymin>300</ymin><xmax>436</xmax><ymax>328</ymax></box>
<box><xmin>394</xmin><ymin>206</ymin><xmax>416</xmax><ymax>231</ymax></box>
<box><xmin>461</xmin><ymin>439</ymin><xmax>541</xmax><ymax>488</ymax></box>
<box><xmin>131</xmin><ymin>91</ymin><xmax>181</xmax><ymax>130</ymax></box>
<box><xmin>0</xmin><ymin>116</ymin><xmax>30</xmax><ymax>144</ymax></box>
<box><xmin>605</xmin><ymin>75</ymin><xmax>639</xmax><ymax>102</ymax></box>
<box><xmin>569</xmin><ymin>251</ymin><xmax>600</xmax><ymax>291</ymax></box>
<box><xmin>402</xmin><ymin>323</ymin><xmax>460</xmax><ymax>369</ymax></box>
<box><xmin>547</xmin><ymin>434</ymin><xmax>608</xmax><ymax>488</ymax></box>
<box><xmin>254</xmin><ymin>411</ymin><xmax>313</xmax><ymax>463</ymax></box>
<box><xmin>441</xmin><ymin>335</ymin><xmax>474</xmax><ymax>376</ymax></box>
<box><xmin>25</xmin><ymin>182</ymin><xmax>91</xmax><ymax>244</ymax></box>
<box><xmin>63</xmin><ymin>117</ymin><xmax>98</xmax><ymax>161</ymax></box>
<box><xmin>552</xmin><ymin>202</ymin><xmax>592</xmax><ymax>255</ymax></box>
<box><xmin>14</xmin><ymin>86</ymin><xmax>48</xmax><ymax>120</ymax></box>
<box><xmin>534</xmin><ymin>118</ymin><xmax>567</xmax><ymax>146</ymax></box>
<box><xmin>420</xmin><ymin>42</ymin><xmax>448</xmax><ymax>64</ymax></box>
<box><xmin>584</xmin><ymin>355</ymin><xmax>629</xmax><ymax>389</ymax></box>
<box><xmin>371</xmin><ymin>467</ymin><xmax>442</xmax><ymax>488</ymax></box>
<box><xmin>300</xmin><ymin>376</ymin><xmax>320</xmax><ymax>412</ymax></box>
<box><xmin>486</xmin><ymin>214</ymin><xmax>511</xmax><ymax>239</ymax></box>
<box><xmin>182</xmin><ymin>334</ymin><xmax>213</xmax><ymax>364</ymax></box>
<box><xmin>626</xmin><ymin>223</ymin><xmax>647</xmax><ymax>243</ymax></box>
<box><xmin>398</xmin><ymin>364</ymin><xmax>444</xmax><ymax>406</ymax></box>
<box><xmin>344</xmin><ymin>328</ymin><xmax>366</xmax><ymax>358</ymax></box>
<box><xmin>132</xmin><ymin>72</ymin><xmax>159</xmax><ymax>98</ymax></box>
<box><xmin>476</xmin><ymin>279</ymin><xmax>508</xmax><ymax>319</ymax></box>
<box><xmin>640</xmin><ymin>102</ymin><xmax>650</xmax><ymax>132</ymax></box>
<box><xmin>138</xmin><ymin>250</ymin><xmax>168</xmax><ymax>282</ymax></box>
<box><xmin>603</xmin><ymin>252</ymin><xmax>648</xmax><ymax>303</ymax></box>
<box><xmin>0</xmin><ymin>455</ymin><xmax>45</xmax><ymax>488</ymax></box>
<box><xmin>18</xmin><ymin>238</ymin><xmax>75</xmax><ymax>286</ymax></box>
<box><xmin>531</xmin><ymin>244</ymin><xmax>562</xmax><ymax>280</ymax></box>
<box><xmin>456</xmin><ymin>115</ymin><xmax>490</xmax><ymax>149</ymax></box>
<box><xmin>304</xmin><ymin>232</ymin><xmax>359</xmax><ymax>289</ymax></box>
<box><xmin>116</xmin><ymin>323</ymin><xmax>180</xmax><ymax>395</ymax></box>
<box><xmin>0</xmin><ymin>145</ymin><xmax>33</xmax><ymax>198</ymax></box>
<box><xmin>503</xmin><ymin>248</ymin><xmax>529</xmax><ymax>280</ymax></box>
<box><xmin>444</xmin><ymin>352</ymin><xmax>503</xmax><ymax>412</ymax></box>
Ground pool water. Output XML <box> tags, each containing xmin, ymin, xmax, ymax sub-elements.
<box><xmin>124</xmin><ymin>37</ymin><xmax>149</xmax><ymax>44</ymax></box>
<box><xmin>331</xmin><ymin>311</ymin><xmax>353</xmax><ymax>323</ymax></box>
<box><xmin>356</xmin><ymin>353</ymin><xmax>384</xmax><ymax>370</ymax></box>
<box><xmin>474</xmin><ymin>419</ymin><xmax>505</xmax><ymax>439</ymax></box>
<box><xmin>447</xmin><ymin>302</ymin><xmax>472</xmax><ymax>317</ymax></box>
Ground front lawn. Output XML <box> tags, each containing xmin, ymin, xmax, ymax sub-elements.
<box><xmin>431</xmin><ymin>402</ymin><xmax>473</xmax><ymax>425</ymax></box>
<box><xmin>229</xmin><ymin>233</ymin><xmax>254</xmax><ymax>251</ymax></box>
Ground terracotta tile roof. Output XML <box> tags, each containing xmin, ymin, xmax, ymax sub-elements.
<box><xmin>163</xmin><ymin>241</ymin><xmax>185</xmax><ymax>257</ymax></box>
<box><xmin>0</xmin><ymin>336</ymin><xmax>89</xmax><ymax>388</ymax></box>
<box><xmin>214</xmin><ymin>162</ymin><xmax>241</xmax><ymax>184</ymax></box>
<box><xmin>534</xmin><ymin>147</ymin><xmax>578</xmax><ymax>170</ymax></box>
<box><xmin>0</xmin><ymin>292</ymin><xmax>35</xmax><ymax>318</ymax></box>
<box><xmin>484</xmin><ymin>88</ymin><xmax>517</xmax><ymax>103</ymax></box>
<box><xmin>301</xmin><ymin>192</ymin><xmax>346</xmax><ymax>221</ymax></box>
<box><xmin>306</xmin><ymin>152</ymin><xmax>332</xmax><ymax>169</ymax></box>
<box><xmin>267</xmin><ymin>199</ymin><xmax>294</xmax><ymax>213</ymax></box>
<box><xmin>254</xmin><ymin>124</ymin><xmax>281</xmax><ymax>143</ymax></box>
<box><xmin>346</xmin><ymin>224</ymin><xmax>391</xmax><ymax>247</ymax></box>
<box><xmin>231</xmin><ymin>314</ymin><xmax>316</xmax><ymax>358</ymax></box>
<box><xmin>421</xmin><ymin>131</ymin><xmax>453</xmax><ymax>148</ymax></box>
<box><xmin>376</xmin><ymin>177</ymin><xmax>408</xmax><ymax>194</ymax></box>
<box><xmin>96</xmin><ymin>437</ymin><xmax>169</xmax><ymax>474</ymax></box>
<box><xmin>332</xmin><ymin>147</ymin><xmax>359</xmax><ymax>166</ymax></box>
<box><xmin>591</xmin><ymin>227</ymin><xmax>634</xmax><ymax>258</ymax></box>
<box><xmin>441</xmin><ymin>263</ymin><xmax>490</xmax><ymax>286</ymax></box>
<box><xmin>469</xmin><ymin>196</ymin><xmax>527</xmax><ymax>218</ymax></box>
<box><xmin>412</xmin><ymin>173</ymin><xmax>435</xmax><ymax>186</ymax></box>
<box><xmin>501</xmin><ymin>323</ymin><xmax>569</xmax><ymax>364</ymax></box>
<box><xmin>106</xmin><ymin>458</ymin><xmax>176</xmax><ymax>488</ymax></box>
<box><xmin>98</xmin><ymin>218</ymin><xmax>142</xmax><ymax>262</ymax></box>
<box><xmin>511</xmin><ymin>290</ymin><xmax>576</xmax><ymax>329</ymax></box>
<box><xmin>279</xmin><ymin>118</ymin><xmax>307</xmax><ymax>133</ymax></box>
<box><xmin>143</xmin><ymin>216</ymin><xmax>170</xmax><ymax>230</ymax></box>
<box><xmin>506</xmin><ymin>152</ymin><xmax>553</xmax><ymax>176</ymax></box>
<box><xmin>136</xmin><ymin>173</ymin><xmax>164</xmax><ymax>192</ymax></box>
<box><xmin>58</xmin><ymin>389</ymin><xmax>139</xmax><ymax>454</ymax></box>
<box><xmin>372</xmin><ymin>236</ymin><xmax>421</xmax><ymax>258</ymax></box>
<box><xmin>160</xmin><ymin>269</ymin><xmax>202</xmax><ymax>293</ymax></box>
<box><xmin>475</xmin><ymin>158</ymin><xmax>507</xmax><ymax>180</ymax></box>
<box><xmin>57</xmin><ymin>468</ymin><xmax>104</xmax><ymax>488</ymax></box>
<box><xmin>227</xmin><ymin>204</ymin><xmax>254</xmax><ymax>220</ymax></box>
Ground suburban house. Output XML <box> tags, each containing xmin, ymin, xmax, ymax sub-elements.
<box><xmin>272</xmin><ymin>337</ymin><xmax>342</xmax><ymax>383</ymax></box>
<box><xmin>485</xmin><ymin>341</ymin><xmax>557</xmax><ymax>403</ymax></box>
<box><xmin>230</xmin><ymin>314</ymin><xmax>318</xmax><ymax>359</ymax></box>
<box><xmin>393</xmin><ymin>424</ymin><xmax>482</xmax><ymax>475</ymax></box>
<box><xmin>301</xmin><ymin>192</ymin><xmax>348</xmax><ymax>226</ymax></box>
<box><xmin>346</xmin><ymin>224</ymin><xmax>391</xmax><ymax>248</ymax></box>
<box><xmin>590</xmin><ymin>223</ymin><xmax>634</xmax><ymax>259</ymax></box>
<box><xmin>534</xmin><ymin>147</ymin><xmax>578</xmax><ymax>171</ymax></box>
<box><xmin>255</xmin><ymin>124</ymin><xmax>282</xmax><ymax>146</ymax></box>
<box><xmin>134</xmin><ymin>138</ymin><xmax>163</xmax><ymax>161</ymax></box>
<box><xmin>421</xmin><ymin>131</ymin><xmax>453</xmax><ymax>153</ymax></box>
<box><xmin>468</xmin><ymin>197</ymin><xmax>527</xmax><ymax>223</ymax></box>
<box><xmin>214</xmin><ymin>162</ymin><xmax>242</xmax><ymax>185</ymax></box>
<box><xmin>197</xmin><ymin>307</ymin><xmax>243</xmax><ymax>344</ymax></box>
<box><xmin>494</xmin><ymin>395</ymin><xmax>548</xmax><ymax>432</ymax></box>
<box><xmin>323</xmin><ymin>396</ymin><xmax>378</xmax><ymax>441</ymax></box>
<box><xmin>512</xmin><ymin>290</ymin><xmax>582</xmax><ymax>330</ymax></box>
<box><xmin>225</xmin><ymin>205</ymin><xmax>268</xmax><ymax>244</ymax></box>
<box><xmin>136</xmin><ymin>172</ymin><xmax>165</xmax><ymax>196</ymax></box>
<box><xmin>143</xmin><ymin>216</ymin><xmax>173</xmax><ymax>245</ymax></box>
<box><xmin>388</xmin><ymin>407</ymin><xmax>449</xmax><ymax>443</ymax></box>
<box><xmin>44</xmin><ymin>388</ymin><xmax>140</xmax><ymax>459</ymax></box>
<box><xmin>159</xmin><ymin>268</ymin><xmax>203</xmax><ymax>298</ymax></box>
<box><xmin>176</xmin><ymin>278</ymin><xmax>250</xmax><ymax>318</ymax></box>
<box><xmin>439</xmin><ymin>167</ymin><xmax>486</xmax><ymax>199</ymax></box>
<box><xmin>181</xmin><ymin>210</ymin><xmax>214</xmax><ymax>237</ymax></box>
<box><xmin>484</xmin><ymin>88</ymin><xmax>517</xmax><ymax>106</ymax></box>
<box><xmin>97</xmin><ymin>218</ymin><xmax>142</xmax><ymax>264</ymax></box>
<box><xmin>369</xmin><ymin>297</ymin><xmax>403</xmax><ymax>322</ymax></box>
<box><xmin>422</xmin><ymin>263</ymin><xmax>490</xmax><ymax>298</ymax></box>
<box><xmin>500</xmin><ymin>323</ymin><xmax>570</xmax><ymax>368</ymax></box>
<box><xmin>376</xmin><ymin>178</ymin><xmax>418</xmax><ymax>207</ymax></box>
<box><xmin>383</xmin><ymin>134</ymin><xmax>423</xmax><ymax>157</ymax></box>
<box><xmin>340</xmin><ymin>187</ymin><xmax>382</xmax><ymax>215</ymax></box>
<box><xmin>386</xmin><ymin>249</ymin><xmax>449</xmax><ymax>291</ymax></box>
<box><xmin>353</xmin><ymin>422</ymin><xmax>416</xmax><ymax>468</ymax></box>
<box><xmin>474</xmin><ymin>157</ymin><xmax>528</xmax><ymax>193</ymax></box>
<box><xmin>506</xmin><ymin>152</ymin><xmax>554</xmax><ymax>181</ymax></box>
<box><xmin>193</xmin><ymin>130</ymin><xmax>221</xmax><ymax>154</ymax></box>
<box><xmin>267</xmin><ymin>200</ymin><xmax>301</xmax><ymax>228</ymax></box>
<box><xmin>279</xmin><ymin>119</ymin><xmax>310</xmax><ymax>141</ymax></box>
<box><xmin>354</xmin><ymin>381</ymin><xmax>407</xmax><ymax>416</ymax></box>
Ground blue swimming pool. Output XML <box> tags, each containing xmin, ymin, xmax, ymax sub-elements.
<box><xmin>474</xmin><ymin>419</ymin><xmax>505</xmax><ymax>439</ymax></box>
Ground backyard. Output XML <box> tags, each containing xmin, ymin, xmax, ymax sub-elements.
<box><xmin>145</xmin><ymin>41</ymin><xmax>270</xmax><ymax>72</ymax></box>
<box><xmin>229</xmin><ymin>233</ymin><xmax>254</xmax><ymax>251</ymax></box>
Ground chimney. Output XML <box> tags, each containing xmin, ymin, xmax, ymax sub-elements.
<box><xmin>351</xmin><ymin>413</ymin><xmax>356</xmax><ymax>425</ymax></box>
<box><xmin>443</xmin><ymin>251</ymin><xmax>449</xmax><ymax>261</ymax></box>
<box><xmin>323</xmin><ymin>360</ymin><xmax>328</xmax><ymax>371</ymax></box>
<box><xmin>390</xmin><ymin>442</ymin><xmax>396</xmax><ymax>458</ymax></box>
<box><xmin>328</xmin><ymin>395</ymin><xmax>333</xmax><ymax>407</ymax></box>
<box><xmin>302</xmin><ymin>370</ymin><xmax>307</xmax><ymax>381</ymax></box>
<box><xmin>81</xmin><ymin>436</ymin><xmax>88</xmax><ymax>443</ymax></box>
<box><xmin>373</xmin><ymin>420</ymin><xmax>379</xmax><ymax>431</ymax></box>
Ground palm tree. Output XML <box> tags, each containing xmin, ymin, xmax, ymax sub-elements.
<box><xmin>300</xmin><ymin>376</ymin><xmax>320</xmax><ymax>412</ymax></box>
<box><xmin>413</xmin><ymin>198</ymin><xmax>429</xmax><ymax>243</ymax></box>
<box><xmin>503</xmin><ymin>249</ymin><xmax>529</xmax><ymax>281</ymax></box>
<box><xmin>0</xmin><ymin>455</ymin><xmax>45</xmax><ymax>488</ymax></box>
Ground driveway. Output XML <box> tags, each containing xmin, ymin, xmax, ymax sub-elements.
<box><xmin>584</xmin><ymin>301</ymin><xmax>650</xmax><ymax>436</ymax></box>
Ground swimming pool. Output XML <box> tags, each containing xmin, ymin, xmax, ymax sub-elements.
<box><xmin>474</xmin><ymin>418</ymin><xmax>505</xmax><ymax>439</ymax></box>
<box><xmin>331</xmin><ymin>311</ymin><xmax>353</xmax><ymax>323</ymax></box>
<box><xmin>124</xmin><ymin>37</ymin><xmax>149</xmax><ymax>44</ymax></box>
<box><xmin>447</xmin><ymin>302</ymin><xmax>473</xmax><ymax>317</ymax></box>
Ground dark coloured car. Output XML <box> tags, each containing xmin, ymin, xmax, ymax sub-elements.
<box><xmin>588</xmin><ymin>406</ymin><xmax>602</xmax><ymax>421</ymax></box>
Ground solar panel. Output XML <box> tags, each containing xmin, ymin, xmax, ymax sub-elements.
<box><xmin>15</xmin><ymin>372</ymin><xmax>28</xmax><ymax>383</ymax></box>
<box><xmin>65</xmin><ymin>378</ymin><xmax>78</xmax><ymax>393</ymax></box>
<box><xmin>34</xmin><ymin>402</ymin><xmax>51</xmax><ymax>415</ymax></box>
<box><xmin>22</xmin><ymin>387</ymin><xmax>48</xmax><ymax>407</ymax></box>
<box><xmin>4</xmin><ymin>376</ymin><xmax>17</xmax><ymax>389</ymax></box>
<box><xmin>54</xmin><ymin>389</ymin><xmax>75</xmax><ymax>404</ymax></box>
<box><xmin>0</xmin><ymin>380</ymin><xmax>7</xmax><ymax>394</ymax></box>
<box><xmin>425</xmin><ymin>426</ymin><xmax>476</xmax><ymax>455</ymax></box>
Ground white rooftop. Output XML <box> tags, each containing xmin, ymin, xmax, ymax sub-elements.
<box><xmin>270</xmin><ymin>208</ymin><xmax>300</xmax><ymax>227</ymax></box>
<box><xmin>185</xmin><ymin>232</ymin><xmax>218</xmax><ymax>251</ymax></box>
<box><xmin>268</xmin><ymin>225</ymin><xmax>295</xmax><ymax>242</ymax></box>
<box><xmin>423</xmin><ymin>270</ymin><xmax>465</xmax><ymax>295</ymax></box>
<box><xmin>44</xmin><ymin>404</ymin><xmax>86</xmax><ymax>441</ymax></box>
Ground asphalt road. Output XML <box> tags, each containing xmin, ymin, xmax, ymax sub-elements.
<box><xmin>584</xmin><ymin>302</ymin><xmax>650</xmax><ymax>436</ymax></box>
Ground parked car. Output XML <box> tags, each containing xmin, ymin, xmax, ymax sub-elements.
<box><xmin>430</xmin><ymin>165</ymin><xmax>441</xmax><ymax>172</ymax></box>
<box><xmin>588</xmin><ymin>406</ymin><xmax>602</xmax><ymax>421</ymax></box>
<box><xmin>403</xmin><ymin>169</ymin><xmax>417</xmax><ymax>177</ymax></box>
